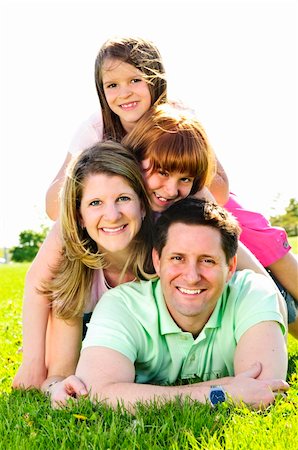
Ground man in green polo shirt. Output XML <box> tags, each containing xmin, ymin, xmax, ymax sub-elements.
<box><xmin>52</xmin><ymin>198</ymin><xmax>288</xmax><ymax>408</ymax></box>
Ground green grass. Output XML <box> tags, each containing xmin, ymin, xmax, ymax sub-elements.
<box><xmin>289</xmin><ymin>236</ymin><xmax>298</xmax><ymax>254</ymax></box>
<box><xmin>0</xmin><ymin>263</ymin><xmax>298</xmax><ymax>449</ymax></box>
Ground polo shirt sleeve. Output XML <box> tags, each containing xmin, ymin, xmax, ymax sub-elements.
<box><xmin>81</xmin><ymin>287</ymin><xmax>145</xmax><ymax>363</ymax></box>
<box><xmin>230</xmin><ymin>271</ymin><xmax>286</xmax><ymax>342</ymax></box>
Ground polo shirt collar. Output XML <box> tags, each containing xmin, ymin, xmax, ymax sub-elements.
<box><xmin>154</xmin><ymin>280</ymin><xmax>182</xmax><ymax>335</ymax></box>
<box><xmin>153</xmin><ymin>279</ymin><xmax>227</xmax><ymax>336</ymax></box>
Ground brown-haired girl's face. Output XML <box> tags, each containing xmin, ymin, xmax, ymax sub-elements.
<box><xmin>141</xmin><ymin>159</ymin><xmax>195</xmax><ymax>213</ymax></box>
<box><xmin>102</xmin><ymin>58</ymin><xmax>152</xmax><ymax>133</ymax></box>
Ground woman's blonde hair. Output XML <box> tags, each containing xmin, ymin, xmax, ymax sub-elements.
<box><xmin>95</xmin><ymin>36</ymin><xmax>167</xmax><ymax>141</ymax></box>
<box><xmin>42</xmin><ymin>141</ymin><xmax>154</xmax><ymax>319</ymax></box>
<box><xmin>122</xmin><ymin>103</ymin><xmax>216</xmax><ymax>195</ymax></box>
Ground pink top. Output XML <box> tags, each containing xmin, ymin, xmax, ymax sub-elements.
<box><xmin>68</xmin><ymin>111</ymin><xmax>104</xmax><ymax>156</ymax></box>
<box><xmin>85</xmin><ymin>269</ymin><xmax>109</xmax><ymax>313</ymax></box>
<box><xmin>225</xmin><ymin>193</ymin><xmax>291</xmax><ymax>267</ymax></box>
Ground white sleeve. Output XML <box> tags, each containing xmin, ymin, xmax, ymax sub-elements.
<box><xmin>68</xmin><ymin>110</ymin><xmax>104</xmax><ymax>156</ymax></box>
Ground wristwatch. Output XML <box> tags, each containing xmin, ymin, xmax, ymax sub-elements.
<box><xmin>208</xmin><ymin>385</ymin><xmax>227</xmax><ymax>407</ymax></box>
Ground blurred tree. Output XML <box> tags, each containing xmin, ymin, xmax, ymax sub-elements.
<box><xmin>270</xmin><ymin>198</ymin><xmax>298</xmax><ymax>236</ymax></box>
<box><xmin>10</xmin><ymin>226</ymin><xmax>49</xmax><ymax>262</ymax></box>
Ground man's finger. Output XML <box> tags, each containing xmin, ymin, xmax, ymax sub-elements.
<box><xmin>65</xmin><ymin>375</ymin><xmax>88</xmax><ymax>397</ymax></box>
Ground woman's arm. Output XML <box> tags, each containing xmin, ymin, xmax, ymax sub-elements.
<box><xmin>41</xmin><ymin>315</ymin><xmax>83</xmax><ymax>404</ymax></box>
<box><xmin>45</xmin><ymin>152</ymin><xmax>72</xmax><ymax>221</ymax></box>
<box><xmin>12</xmin><ymin>221</ymin><xmax>64</xmax><ymax>389</ymax></box>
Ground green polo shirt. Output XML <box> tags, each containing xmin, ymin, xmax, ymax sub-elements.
<box><xmin>82</xmin><ymin>270</ymin><xmax>285</xmax><ymax>385</ymax></box>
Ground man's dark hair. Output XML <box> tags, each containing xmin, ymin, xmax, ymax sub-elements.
<box><xmin>153</xmin><ymin>198</ymin><xmax>241</xmax><ymax>263</ymax></box>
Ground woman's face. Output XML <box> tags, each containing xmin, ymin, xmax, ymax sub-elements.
<box><xmin>141</xmin><ymin>159</ymin><xmax>195</xmax><ymax>213</ymax></box>
<box><xmin>102</xmin><ymin>58</ymin><xmax>152</xmax><ymax>133</ymax></box>
<box><xmin>80</xmin><ymin>173</ymin><xmax>144</xmax><ymax>253</ymax></box>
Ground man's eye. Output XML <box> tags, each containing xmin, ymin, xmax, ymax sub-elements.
<box><xmin>171</xmin><ymin>256</ymin><xmax>183</xmax><ymax>261</ymax></box>
<box><xmin>202</xmin><ymin>258</ymin><xmax>215</xmax><ymax>265</ymax></box>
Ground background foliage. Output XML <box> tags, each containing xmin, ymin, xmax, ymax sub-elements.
<box><xmin>9</xmin><ymin>227</ymin><xmax>49</xmax><ymax>262</ymax></box>
<box><xmin>270</xmin><ymin>198</ymin><xmax>298</xmax><ymax>237</ymax></box>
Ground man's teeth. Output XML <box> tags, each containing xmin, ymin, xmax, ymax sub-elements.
<box><xmin>102</xmin><ymin>225</ymin><xmax>125</xmax><ymax>233</ymax></box>
<box><xmin>178</xmin><ymin>287</ymin><xmax>202</xmax><ymax>295</ymax></box>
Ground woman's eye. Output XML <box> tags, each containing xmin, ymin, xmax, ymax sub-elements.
<box><xmin>117</xmin><ymin>196</ymin><xmax>130</xmax><ymax>202</ymax></box>
<box><xmin>90</xmin><ymin>200</ymin><xmax>101</xmax><ymax>206</ymax></box>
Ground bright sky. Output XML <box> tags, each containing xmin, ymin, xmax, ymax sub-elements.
<box><xmin>1</xmin><ymin>0</ymin><xmax>297</xmax><ymax>247</ymax></box>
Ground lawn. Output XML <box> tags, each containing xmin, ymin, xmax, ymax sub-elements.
<box><xmin>0</xmin><ymin>262</ymin><xmax>297</xmax><ymax>449</ymax></box>
<box><xmin>289</xmin><ymin>236</ymin><xmax>298</xmax><ymax>254</ymax></box>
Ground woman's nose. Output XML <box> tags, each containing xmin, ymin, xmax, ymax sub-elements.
<box><xmin>103</xmin><ymin>204</ymin><xmax>121</xmax><ymax>221</ymax></box>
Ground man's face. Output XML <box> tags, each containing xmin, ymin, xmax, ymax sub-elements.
<box><xmin>152</xmin><ymin>223</ymin><xmax>236</xmax><ymax>333</ymax></box>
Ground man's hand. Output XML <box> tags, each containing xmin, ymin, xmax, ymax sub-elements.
<box><xmin>225</xmin><ymin>362</ymin><xmax>289</xmax><ymax>409</ymax></box>
<box><xmin>48</xmin><ymin>376</ymin><xmax>88</xmax><ymax>408</ymax></box>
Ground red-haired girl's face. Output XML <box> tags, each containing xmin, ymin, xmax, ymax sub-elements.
<box><xmin>141</xmin><ymin>159</ymin><xmax>194</xmax><ymax>212</ymax></box>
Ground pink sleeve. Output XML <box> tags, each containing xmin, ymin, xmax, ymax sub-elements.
<box><xmin>225</xmin><ymin>193</ymin><xmax>291</xmax><ymax>267</ymax></box>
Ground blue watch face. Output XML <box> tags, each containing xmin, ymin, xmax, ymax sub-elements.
<box><xmin>210</xmin><ymin>388</ymin><xmax>226</xmax><ymax>405</ymax></box>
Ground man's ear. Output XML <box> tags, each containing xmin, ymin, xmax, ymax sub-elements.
<box><xmin>152</xmin><ymin>248</ymin><xmax>161</xmax><ymax>276</ymax></box>
<box><xmin>226</xmin><ymin>255</ymin><xmax>237</xmax><ymax>282</ymax></box>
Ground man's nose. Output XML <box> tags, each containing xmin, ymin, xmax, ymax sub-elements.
<box><xmin>184</xmin><ymin>262</ymin><xmax>201</xmax><ymax>283</ymax></box>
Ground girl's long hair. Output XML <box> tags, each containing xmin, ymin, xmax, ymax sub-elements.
<box><xmin>95</xmin><ymin>36</ymin><xmax>167</xmax><ymax>141</ymax></box>
<box><xmin>42</xmin><ymin>141</ymin><xmax>154</xmax><ymax>319</ymax></box>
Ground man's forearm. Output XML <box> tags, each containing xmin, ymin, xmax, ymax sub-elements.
<box><xmin>76</xmin><ymin>364</ymin><xmax>288</xmax><ymax>412</ymax></box>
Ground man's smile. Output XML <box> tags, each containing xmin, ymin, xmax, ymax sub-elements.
<box><xmin>177</xmin><ymin>287</ymin><xmax>205</xmax><ymax>295</ymax></box>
